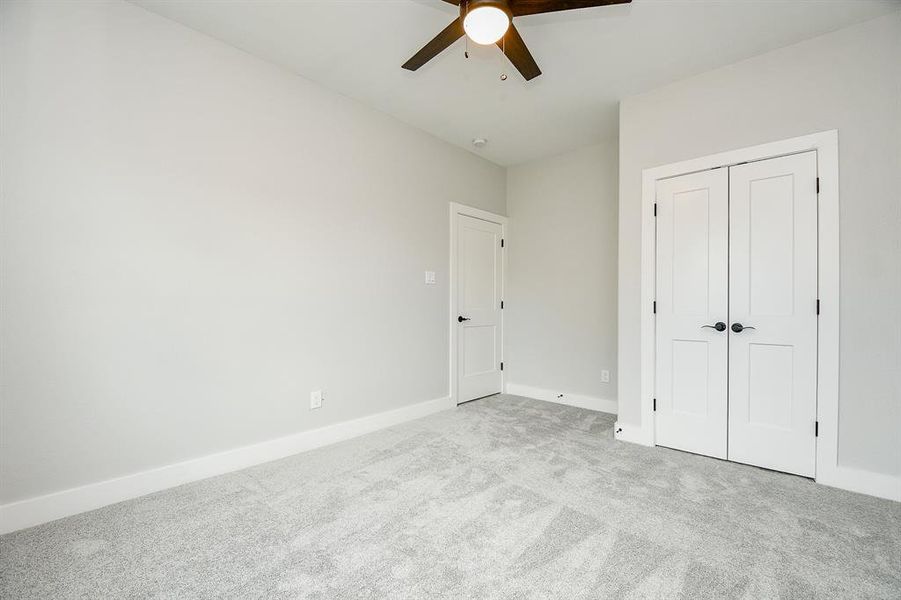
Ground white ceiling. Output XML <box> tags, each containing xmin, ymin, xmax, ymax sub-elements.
<box><xmin>133</xmin><ymin>0</ymin><xmax>898</xmax><ymax>166</ymax></box>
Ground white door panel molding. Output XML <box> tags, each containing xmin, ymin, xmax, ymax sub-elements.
<box><xmin>727</xmin><ymin>152</ymin><xmax>819</xmax><ymax>476</ymax></box>
<box><xmin>654</xmin><ymin>169</ymin><xmax>729</xmax><ymax>458</ymax></box>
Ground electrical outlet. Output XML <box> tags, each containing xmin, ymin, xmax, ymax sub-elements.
<box><xmin>601</xmin><ymin>370</ymin><xmax>610</xmax><ymax>383</ymax></box>
<box><xmin>310</xmin><ymin>390</ymin><xmax>323</xmax><ymax>410</ymax></box>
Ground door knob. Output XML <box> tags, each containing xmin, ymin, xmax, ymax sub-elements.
<box><xmin>731</xmin><ymin>322</ymin><xmax>756</xmax><ymax>333</ymax></box>
<box><xmin>458</xmin><ymin>316</ymin><xmax>471</xmax><ymax>323</ymax></box>
<box><xmin>702</xmin><ymin>322</ymin><xmax>727</xmax><ymax>332</ymax></box>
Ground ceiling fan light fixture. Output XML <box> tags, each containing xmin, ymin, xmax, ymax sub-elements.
<box><xmin>403</xmin><ymin>0</ymin><xmax>632</xmax><ymax>81</ymax></box>
<box><xmin>463</xmin><ymin>1</ymin><xmax>510</xmax><ymax>46</ymax></box>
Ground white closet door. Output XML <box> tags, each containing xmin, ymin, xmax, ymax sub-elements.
<box><xmin>728</xmin><ymin>152</ymin><xmax>818</xmax><ymax>477</ymax></box>
<box><xmin>655</xmin><ymin>169</ymin><xmax>729</xmax><ymax>459</ymax></box>
<box><xmin>456</xmin><ymin>214</ymin><xmax>503</xmax><ymax>403</ymax></box>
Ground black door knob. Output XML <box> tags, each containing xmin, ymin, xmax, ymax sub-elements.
<box><xmin>731</xmin><ymin>322</ymin><xmax>756</xmax><ymax>333</ymax></box>
<box><xmin>458</xmin><ymin>316</ymin><xmax>470</xmax><ymax>323</ymax></box>
<box><xmin>702</xmin><ymin>322</ymin><xmax>727</xmax><ymax>332</ymax></box>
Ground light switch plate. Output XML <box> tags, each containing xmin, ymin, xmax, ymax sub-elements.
<box><xmin>310</xmin><ymin>390</ymin><xmax>323</xmax><ymax>410</ymax></box>
<box><xmin>424</xmin><ymin>271</ymin><xmax>436</xmax><ymax>285</ymax></box>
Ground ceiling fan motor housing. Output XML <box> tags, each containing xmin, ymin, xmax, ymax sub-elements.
<box><xmin>461</xmin><ymin>0</ymin><xmax>512</xmax><ymax>20</ymax></box>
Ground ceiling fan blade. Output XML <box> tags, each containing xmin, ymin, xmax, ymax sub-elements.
<box><xmin>497</xmin><ymin>24</ymin><xmax>541</xmax><ymax>81</ymax></box>
<box><xmin>510</xmin><ymin>0</ymin><xmax>630</xmax><ymax>17</ymax></box>
<box><xmin>439</xmin><ymin>0</ymin><xmax>460</xmax><ymax>4</ymax></box>
<box><xmin>402</xmin><ymin>18</ymin><xmax>465</xmax><ymax>71</ymax></box>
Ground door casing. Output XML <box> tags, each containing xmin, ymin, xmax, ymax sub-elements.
<box><xmin>449</xmin><ymin>202</ymin><xmax>507</xmax><ymax>406</ymax></box>
<box><xmin>618</xmin><ymin>131</ymin><xmax>850</xmax><ymax>494</ymax></box>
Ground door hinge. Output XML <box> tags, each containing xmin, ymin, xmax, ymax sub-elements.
<box><xmin>815</xmin><ymin>421</ymin><xmax>819</xmax><ymax>437</ymax></box>
<box><xmin>500</xmin><ymin>362</ymin><xmax>504</xmax><ymax>371</ymax></box>
<box><xmin>653</xmin><ymin>203</ymin><xmax>657</xmax><ymax>217</ymax></box>
<box><xmin>653</xmin><ymin>398</ymin><xmax>657</xmax><ymax>412</ymax></box>
<box><xmin>816</xmin><ymin>177</ymin><xmax>820</xmax><ymax>194</ymax></box>
<box><xmin>653</xmin><ymin>300</ymin><xmax>657</xmax><ymax>314</ymax></box>
<box><xmin>500</xmin><ymin>300</ymin><xmax>504</xmax><ymax>309</ymax></box>
<box><xmin>501</xmin><ymin>238</ymin><xmax>505</xmax><ymax>248</ymax></box>
<box><xmin>816</xmin><ymin>299</ymin><xmax>820</xmax><ymax>315</ymax></box>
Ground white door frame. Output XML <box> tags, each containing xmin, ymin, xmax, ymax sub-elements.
<box><xmin>449</xmin><ymin>202</ymin><xmax>507</xmax><ymax>406</ymax></box>
<box><xmin>619</xmin><ymin>130</ymin><xmax>856</xmax><ymax>494</ymax></box>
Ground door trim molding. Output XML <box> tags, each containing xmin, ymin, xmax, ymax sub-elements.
<box><xmin>449</xmin><ymin>202</ymin><xmax>507</xmax><ymax>406</ymax></box>
<box><xmin>619</xmin><ymin>130</ymin><xmax>870</xmax><ymax>496</ymax></box>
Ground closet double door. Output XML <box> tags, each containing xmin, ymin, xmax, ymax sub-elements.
<box><xmin>655</xmin><ymin>152</ymin><xmax>818</xmax><ymax>477</ymax></box>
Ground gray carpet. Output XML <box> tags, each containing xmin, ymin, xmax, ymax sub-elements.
<box><xmin>1</xmin><ymin>395</ymin><xmax>899</xmax><ymax>599</ymax></box>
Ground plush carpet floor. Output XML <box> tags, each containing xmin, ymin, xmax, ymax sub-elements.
<box><xmin>1</xmin><ymin>395</ymin><xmax>899</xmax><ymax>599</ymax></box>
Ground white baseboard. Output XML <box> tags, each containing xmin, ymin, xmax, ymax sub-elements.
<box><xmin>610</xmin><ymin>420</ymin><xmax>899</xmax><ymax>502</ymax></box>
<box><xmin>817</xmin><ymin>465</ymin><xmax>901</xmax><ymax>502</ymax></box>
<box><xmin>613</xmin><ymin>421</ymin><xmax>655</xmax><ymax>447</ymax></box>
<box><xmin>0</xmin><ymin>395</ymin><xmax>453</xmax><ymax>534</ymax></box>
<box><xmin>505</xmin><ymin>383</ymin><xmax>617</xmax><ymax>415</ymax></box>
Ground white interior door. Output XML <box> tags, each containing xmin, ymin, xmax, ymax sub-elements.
<box><xmin>655</xmin><ymin>169</ymin><xmax>729</xmax><ymax>458</ymax></box>
<box><xmin>727</xmin><ymin>152</ymin><xmax>818</xmax><ymax>477</ymax></box>
<box><xmin>456</xmin><ymin>213</ymin><xmax>503</xmax><ymax>403</ymax></box>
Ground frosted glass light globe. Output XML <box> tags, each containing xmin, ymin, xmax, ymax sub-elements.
<box><xmin>463</xmin><ymin>6</ymin><xmax>510</xmax><ymax>45</ymax></box>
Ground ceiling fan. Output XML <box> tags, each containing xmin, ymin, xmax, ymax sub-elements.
<box><xmin>402</xmin><ymin>0</ymin><xmax>631</xmax><ymax>81</ymax></box>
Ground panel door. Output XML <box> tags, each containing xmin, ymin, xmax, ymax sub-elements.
<box><xmin>655</xmin><ymin>169</ymin><xmax>729</xmax><ymax>458</ymax></box>
<box><xmin>728</xmin><ymin>152</ymin><xmax>818</xmax><ymax>477</ymax></box>
<box><xmin>456</xmin><ymin>214</ymin><xmax>503</xmax><ymax>403</ymax></box>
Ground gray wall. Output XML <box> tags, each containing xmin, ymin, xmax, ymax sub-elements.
<box><xmin>506</xmin><ymin>143</ymin><xmax>619</xmax><ymax>407</ymax></box>
<box><xmin>0</xmin><ymin>0</ymin><xmax>505</xmax><ymax>503</ymax></box>
<box><xmin>617</xmin><ymin>12</ymin><xmax>901</xmax><ymax>476</ymax></box>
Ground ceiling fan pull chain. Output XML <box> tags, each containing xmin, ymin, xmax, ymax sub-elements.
<box><xmin>500</xmin><ymin>35</ymin><xmax>507</xmax><ymax>81</ymax></box>
<box><xmin>465</xmin><ymin>34</ymin><xmax>469</xmax><ymax>59</ymax></box>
